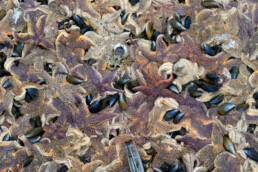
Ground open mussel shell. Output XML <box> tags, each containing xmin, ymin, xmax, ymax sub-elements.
<box><xmin>66</xmin><ymin>74</ymin><xmax>83</xmax><ymax>85</ymax></box>
<box><xmin>22</xmin><ymin>155</ymin><xmax>34</xmax><ymax>168</ymax></box>
<box><xmin>223</xmin><ymin>136</ymin><xmax>236</xmax><ymax>154</ymax></box>
<box><xmin>243</xmin><ymin>148</ymin><xmax>258</xmax><ymax>162</ymax></box>
<box><xmin>163</xmin><ymin>109</ymin><xmax>180</xmax><ymax>121</ymax></box>
<box><xmin>218</xmin><ymin>103</ymin><xmax>235</xmax><ymax>115</ymax></box>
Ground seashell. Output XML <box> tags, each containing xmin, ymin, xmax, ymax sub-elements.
<box><xmin>230</xmin><ymin>66</ymin><xmax>239</xmax><ymax>79</ymax></box>
<box><xmin>146</xmin><ymin>21</ymin><xmax>154</xmax><ymax>40</ymax></box>
<box><xmin>169</xmin><ymin>18</ymin><xmax>186</xmax><ymax>31</ymax></box>
<box><xmin>17</xmin><ymin>138</ymin><xmax>24</xmax><ymax>146</ymax></box>
<box><xmin>108</xmin><ymin>93</ymin><xmax>119</xmax><ymax>107</ymax></box>
<box><xmin>173</xmin><ymin>60</ymin><xmax>188</xmax><ymax>77</ymax></box>
<box><xmin>223</xmin><ymin>136</ymin><xmax>236</xmax><ymax>154</ymax></box>
<box><xmin>114</xmin><ymin>43</ymin><xmax>128</xmax><ymax>57</ymax></box>
<box><xmin>174</xmin><ymin>14</ymin><xmax>182</xmax><ymax>23</ymax></box>
<box><xmin>218</xmin><ymin>103</ymin><xmax>235</xmax><ymax>115</ymax></box>
<box><xmin>201</xmin><ymin>1</ymin><xmax>221</xmax><ymax>8</ymax></box>
<box><xmin>247</xmin><ymin>124</ymin><xmax>256</xmax><ymax>134</ymax></box>
<box><xmin>236</xmin><ymin>104</ymin><xmax>249</xmax><ymax>112</ymax></box>
<box><xmin>0</xmin><ymin>69</ymin><xmax>10</xmax><ymax>77</ymax></box>
<box><xmin>169</xmin><ymin>163</ymin><xmax>180</xmax><ymax>172</ymax></box>
<box><xmin>121</xmin><ymin>13</ymin><xmax>129</xmax><ymax>25</ymax></box>
<box><xmin>87</xmin><ymin>58</ymin><xmax>97</xmax><ymax>65</ymax></box>
<box><xmin>118</xmin><ymin>93</ymin><xmax>127</xmax><ymax>111</ymax></box>
<box><xmin>152</xmin><ymin>31</ymin><xmax>161</xmax><ymax>41</ymax></box>
<box><xmin>89</xmin><ymin>100</ymin><xmax>102</xmax><ymax>113</ymax></box>
<box><xmin>3</xmin><ymin>134</ymin><xmax>10</xmax><ymax>141</ymax></box>
<box><xmin>173</xmin><ymin>112</ymin><xmax>185</xmax><ymax>124</ymax></box>
<box><xmin>243</xmin><ymin>148</ymin><xmax>258</xmax><ymax>162</ymax></box>
<box><xmin>12</xmin><ymin>43</ymin><xmax>24</xmax><ymax>57</ymax></box>
<box><xmin>35</xmin><ymin>116</ymin><xmax>42</xmax><ymax>128</ymax></box>
<box><xmin>57</xmin><ymin>165</ymin><xmax>68</xmax><ymax>172</ymax></box>
<box><xmin>114</xmin><ymin>77</ymin><xmax>130</xmax><ymax>90</ymax></box>
<box><xmin>168</xmin><ymin>84</ymin><xmax>179</xmax><ymax>94</ymax></box>
<box><xmin>160</xmin><ymin>162</ymin><xmax>170</xmax><ymax>172</ymax></box>
<box><xmin>25</xmin><ymin>127</ymin><xmax>44</xmax><ymax>138</ymax></box>
<box><xmin>196</xmin><ymin>80</ymin><xmax>220</xmax><ymax>92</ymax></box>
<box><xmin>164</xmin><ymin>32</ymin><xmax>173</xmax><ymax>43</ymax></box>
<box><xmin>73</xmin><ymin>15</ymin><xmax>93</xmax><ymax>34</ymax></box>
<box><xmin>189</xmin><ymin>90</ymin><xmax>203</xmax><ymax>98</ymax></box>
<box><xmin>66</xmin><ymin>74</ymin><xmax>83</xmax><ymax>85</ymax></box>
<box><xmin>207</xmin><ymin>94</ymin><xmax>224</xmax><ymax>105</ymax></box>
<box><xmin>129</xmin><ymin>0</ymin><xmax>139</xmax><ymax>6</ymax></box>
<box><xmin>253</xmin><ymin>92</ymin><xmax>258</xmax><ymax>100</ymax></box>
<box><xmin>163</xmin><ymin>109</ymin><xmax>180</xmax><ymax>121</ymax></box>
<box><xmin>151</xmin><ymin>40</ymin><xmax>156</xmax><ymax>51</ymax></box>
<box><xmin>28</xmin><ymin>135</ymin><xmax>41</xmax><ymax>144</ymax></box>
<box><xmin>203</xmin><ymin>44</ymin><xmax>215</xmax><ymax>56</ymax></box>
<box><xmin>3</xmin><ymin>80</ymin><xmax>11</xmax><ymax>89</ymax></box>
<box><xmin>184</xmin><ymin>16</ymin><xmax>191</xmax><ymax>29</ymax></box>
<box><xmin>13</xmin><ymin>100</ymin><xmax>22</xmax><ymax>108</ymax></box>
<box><xmin>22</xmin><ymin>155</ymin><xmax>34</xmax><ymax>168</ymax></box>
<box><xmin>29</xmin><ymin>118</ymin><xmax>36</xmax><ymax>129</ymax></box>
<box><xmin>86</xmin><ymin>94</ymin><xmax>93</xmax><ymax>105</ymax></box>
<box><xmin>12</xmin><ymin>106</ymin><xmax>22</xmax><ymax>119</ymax></box>
<box><xmin>25</xmin><ymin>88</ymin><xmax>39</xmax><ymax>102</ymax></box>
<box><xmin>127</xmin><ymin>80</ymin><xmax>139</xmax><ymax>93</ymax></box>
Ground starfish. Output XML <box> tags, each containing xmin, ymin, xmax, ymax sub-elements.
<box><xmin>133</xmin><ymin>69</ymin><xmax>175</xmax><ymax>108</ymax></box>
<box><xmin>75</xmin><ymin>0</ymin><xmax>101</xmax><ymax>19</ymax></box>
<box><xmin>19</xmin><ymin>0</ymin><xmax>41</xmax><ymax>11</ymax></box>
<box><xmin>56</xmin><ymin>25</ymin><xmax>95</xmax><ymax>68</ymax></box>
<box><xmin>42</xmin><ymin>62</ymin><xmax>86</xmax><ymax>103</ymax></box>
<box><xmin>13</xmin><ymin>13</ymin><xmax>56</xmax><ymax>57</ymax></box>
<box><xmin>90</xmin><ymin>66</ymin><xmax>124</xmax><ymax>98</ymax></box>
<box><xmin>135</xmin><ymin>35</ymin><xmax>182</xmax><ymax>68</ymax></box>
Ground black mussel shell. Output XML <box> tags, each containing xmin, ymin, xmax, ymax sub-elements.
<box><xmin>12</xmin><ymin>43</ymin><xmax>24</xmax><ymax>57</ymax></box>
<box><xmin>230</xmin><ymin>66</ymin><xmax>239</xmax><ymax>79</ymax></box>
<box><xmin>3</xmin><ymin>134</ymin><xmax>10</xmax><ymax>141</ymax></box>
<box><xmin>184</xmin><ymin>16</ymin><xmax>191</xmax><ymax>29</ymax></box>
<box><xmin>173</xmin><ymin>112</ymin><xmax>185</xmax><ymax>124</ymax></box>
<box><xmin>168</xmin><ymin>84</ymin><xmax>179</xmax><ymax>94</ymax></box>
<box><xmin>118</xmin><ymin>94</ymin><xmax>127</xmax><ymax>111</ymax></box>
<box><xmin>86</xmin><ymin>94</ymin><xmax>93</xmax><ymax>105</ymax></box>
<box><xmin>207</xmin><ymin>94</ymin><xmax>224</xmax><ymax>105</ymax></box>
<box><xmin>203</xmin><ymin>44</ymin><xmax>215</xmax><ymax>56</ymax></box>
<box><xmin>253</xmin><ymin>92</ymin><xmax>258</xmax><ymax>100</ymax></box>
<box><xmin>169</xmin><ymin>162</ymin><xmax>180</xmax><ymax>172</ymax></box>
<box><xmin>160</xmin><ymin>162</ymin><xmax>170</xmax><ymax>172</ymax></box>
<box><xmin>0</xmin><ymin>69</ymin><xmax>10</xmax><ymax>77</ymax></box>
<box><xmin>223</xmin><ymin>136</ymin><xmax>236</xmax><ymax>154</ymax></box>
<box><xmin>246</xmin><ymin>66</ymin><xmax>254</xmax><ymax>74</ymax></box>
<box><xmin>28</xmin><ymin>135</ymin><xmax>41</xmax><ymax>144</ymax></box>
<box><xmin>236</xmin><ymin>104</ymin><xmax>249</xmax><ymax>112</ymax></box>
<box><xmin>129</xmin><ymin>0</ymin><xmax>139</xmax><ymax>6</ymax></box>
<box><xmin>22</xmin><ymin>155</ymin><xmax>34</xmax><ymax>168</ymax></box>
<box><xmin>164</xmin><ymin>32</ymin><xmax>173</xmax><ymax>44</ymax></box>
<box><xmin>121</xmin><ymin>13</ymin><xmax>129</xmax><ymax>25</ymax></box>
<box><xmin>25</xmin><ymin>88</ymin><xmax>39</xmax><ymax>102</ymax></box>
<box><xmin>29</xmin><ymin>118</ymin><xmax>36</xmax><ymax>129</ymax></box>
<box><xmin>114</xmin><ymin>77</ymin><xmax>130</xmax><ymax>90</ymax></box>
<box><xmin>127</xmin><ymin>80</ymin><xmax>139</xmax><ymax>93</ymax></box>
<box><xmin>196</xmin><ymin>80</ymin><xmax>220</xmax><ymax>92</ymax></box>
<box><xmin>247</xmin><ymin>124</ymin><xmax>256</xmax><ymax>134</ymax></box>
<box><xmin>12</xmin><ymin>106</ymin><xmax>22</xmax><ymax>119</ymax></box>
<box><xmin>152</xmin><ymin>31</ymin><xmax>161</xmax><ymax>41</ymax></box>
<box><xmin>66</xmin><ymin>74</ymin><xmax>83</xmax><ymax>85</ymax></box>
<box><xmin>13</xmin><ymin>100</ymin><xmax>22</xmax><ymax>108</ymax></box>
<box><xmin>35</xmin><ymin>116</ymin><xmax>42</xmax><ymax>127</ymax></box>
<box><xmin>0</xmin><ymin>9</ymin><xmax>6</xmax><ymax>21</ymax></box>
<box><xmin>189</xmin><ymin>90</ymin><xmax>203</xmax><ymax>98</ymax></box>
<box><xmin>87</xmin><ymin>58</ymin><xmax>96</xmax><ymax>65</ymax></box>
<box><xmin>108</xmin><ymin>93</ymin><xmax>119</xmax><ymax>107</ymax></box>
<box><xmin>25</xmin><ymin>127</ymin><xmax>44</xmax><ymax>138</ymax></box>
<box><xmin>218</xmin><ymin>103</ymin><xmax>235</xmax><ymax>115</ymax></box>
<box><xmin>114</xmin><ymin>46</ymin><xmax>125</xmax><ymax>56</ymax></box>
<box><xmin>146</xmin><ymin>21</ymin><xmax>154</xmax><ymax>40</ymax></box>
<box><xmin>57</xmin><ymin>165</ymin><xmax>68</xmax><ymax>172</ymax></box>
<box><xmin>201</xmin><ymin>1</ymin><xmax>221</xmax><ymax>8</ymax></box>
<box><xmin>3</xmin><ymin>80</ymin><xmax>11</xmax><ymax>89</ymax></box>
<box><xmin>243</xmin><ymin>148</ymin><xmax>258</xmax><ymax>162</ymax></box>
<box><xmin>151</xmin><ymin>40</ymin><xmax>156</xmax><ymax>51</ymax></box>
<box><xmin>169</xmin><ymin>18</ymin><xmax>186</xmax><ymax>31</ymax></box>
<box><xmin>89</xmin><ymin>100</ymin><xmax>102</xmax><ymax>113</ymax></box>
<box><xmin>163</xmin><ymin>109</ymin><xmax>180</xmax><ymax>121</ymax></box>
<box><xmin>73</xmin><ymin>15</ymin><xmax>93</xmax><ymax>34</ymax></box>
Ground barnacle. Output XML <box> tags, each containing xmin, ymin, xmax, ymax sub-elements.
<box><xmin>0</xmin><ymin>0</ymin><xmax>257</xmax><ymax>171</ymax></box>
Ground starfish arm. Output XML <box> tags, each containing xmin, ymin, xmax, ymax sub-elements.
<box><xmin>22</xmin><ymin>42</ymin><xmax>36</xmax><ymax>57</ymax></box>
<box><xmin>141</xmin><ymin>69</ymin><xmax>157</xmax><ymax>87</ymax></box>
<box><xmin>102</xmin><ymin>70</ymin><xmax>117</xmax><ymax>84</ymax></box>
<box><xmin>104</xmin><ymin>86</ymin><xmax>124</xmax><ymax>93</ymax></box>
<box><xmin>133</xmin><ymin>86</ymin><xmax>153</xmax><ymax>95</ymax></box>
<box><xmin>137</xmin><ymin>47</ymin><xmax>159</xmax><ymax>62</ymax></box>
<box><xmin>157</xmin><ymin>75</ymin><xmax>173</xmax><ymax>89</ymax></box>
<box><xmin>39</xmin><ymin>38</ymin><xmax>56</xmax><ymax>50</ymax></box>
<box><xmin>13</xmin><ymin>32</ymin><xmax>32</xmax><ymax>43</ymax></box>
<box><xmin>166</xmin><ymin>38</ymin><xmax>184</xmax><ymax>53</ymax></box>
<box><xmin>156</xmin><ymin>35</ymin><xmax>168</xmax><ymax>52</ymax></box>
<box><xmin>76</xmin><ymin>0</ymin><xmax>101</xmax><ymax>19</ymax></box>
<box><xmin>37</xmin><ymin>15</ymin><xmax>47</xmax><ymax>35</ymax></box>
<box><xmin>90</xmin><ymin>67</ymin><xmax>102</xmax><ymax>85</ymax></box>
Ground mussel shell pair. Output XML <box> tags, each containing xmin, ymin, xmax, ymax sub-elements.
<box><xmin>163</xmin><ymin>109</ymin><xmax>185</xmax><ymax>124</ymax></box>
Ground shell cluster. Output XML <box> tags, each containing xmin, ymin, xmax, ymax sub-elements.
<box><xmin>0</xmin><ymin>0</ymin><xmax>257</xmax><ymax>172</ymax></box>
